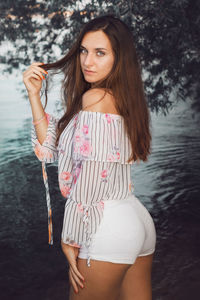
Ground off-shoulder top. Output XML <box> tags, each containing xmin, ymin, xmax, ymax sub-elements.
<box><xmin>31</xmin><ymin>110</ymin><xmax>135</xmax><ymax>267</ymax></box>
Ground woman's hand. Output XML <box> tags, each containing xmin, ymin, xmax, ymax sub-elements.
<box><xmin>23</xmin><ymin>62</ymin><xmax>48</xmax><ymax>96</ymax></box>
<box><xmin>61</xmin><ymin>240</ymin><xmax>85</xmax><ymax>294</ymax></box>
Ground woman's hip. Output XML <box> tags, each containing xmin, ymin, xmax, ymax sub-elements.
<box><xmin>78</xmin><ymin>194</ymin><xmax>156</xmax><ymax>264</ymax></box>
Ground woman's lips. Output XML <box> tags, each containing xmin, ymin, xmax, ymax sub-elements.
<box><xmin>84</xmin><ymin>69</ymin><xmax>95</xmax><ymax>74</ymax></box>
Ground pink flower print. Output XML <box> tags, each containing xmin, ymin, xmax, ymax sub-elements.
<box><xmin>82</xmin><ymin>124</ymin><xmax>89</xmax><ymax>135</ymax></box>
<box><xmin>60</xmin><ymin>171</ymin><xmax>71</xmax><ymax>181</ymax></box>
<box><xmin>80</xmin><ymin>140</ymin><xmax>92</xmax><ymax>157</ymax></box>
<box><xmin>74</xmin><ymin>166</ymin><xmax>82</xmax><ymax>178</ymax></box>
<box><xmin>34</xmin><ymin>143</ymin><xmax>53</xmax><ymax>160</ymax></box>
<box><xmin>116</xmin><ymin>152</ymin><xmax>120</xmax><ymax>160</ymax></box>
<box><xmin>107</xmin><ymin>153</ymin><xmax>115</xmax><ymax>162</ymax></box>
<box><xmin>105</xmin><ymin>114</ymin><xmax>112</xmax><ymax>124</ymax></box>
<box><xmin>75</xmin><ymin>134</ymin><xmax>81</xmax><ymax>143</ymax></box>
<box><xmin>34</xmin><ymin>144</ymin><xmax>43</xmax><ymax>159</ymax></box>
<box><xmin>98</xmin><ymin>201</ymin><xmax>104</xmax><ymax>210</ymax></box>
<box><xmin>100</xmin><ymin>169</ymin><xmax>109</xmax><ymax>183</ymax></box>
<box><xmin>73</xmin><ymin>167</ymin><xmax>81</xmax><ymax>185</ymax></box>
<box><xmin>46</xmin><ymin>113</ymin><xmax>50</xmax><ymax>125</ymax></box>
<box><xmin>45</xmin><ymin>134</ymin><xmax>52</xmax><ymax>144</ymax></box>
<box><xmin>60</xmin><ymin>184</ymin><xmax>71</xmax><ymax>198</ymax></box>
<box><xmin>101</xmin><ymin>169</ymin><xmax>108</xmax><ymax>178</ymax></box>
<box><xmin>73</xmin><ymin>175</ymin><xmax>77</xmax><ymax>185</ymax></box>
<box><xmin>77</xmin><ymin>203</ymin><xmax>84</xmax><ymax>213</ymax></box>
<box><xmin>75</xmin><ymin>129</ymin><xmax>82</xmax><ymax>143</ymax></box>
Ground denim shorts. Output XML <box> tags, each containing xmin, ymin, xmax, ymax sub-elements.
<box><xmin>78</xmin><ymin>193</ymin><xmax>156</xmax><ymax>264</ymax></box>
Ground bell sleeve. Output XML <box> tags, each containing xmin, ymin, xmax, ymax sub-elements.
<box><xmin>31</xmin><ymin>113</ymin><xmax>59</xmax><ymax>246</ymax></box>
<box><xmin>31</xmin><ymin>113</ymin><xmax>59</xmax><ymax>163</ymax></box>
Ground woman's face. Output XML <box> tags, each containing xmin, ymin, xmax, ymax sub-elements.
<box><xmin>80</xmin><ymin>30</ymin><xmax>115</xmax><ymax>85</ymax></box>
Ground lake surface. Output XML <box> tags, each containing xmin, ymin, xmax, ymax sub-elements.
<box><xmin>0</xmin><ymin>74</ymin><xmax>200</xmax><ymax>299</ymax></box>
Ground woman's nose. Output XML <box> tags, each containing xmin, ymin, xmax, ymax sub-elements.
<box><xmin>84</xmin><ymin>53</ymin><xmax>94</xmax><ymax>66</ymax></box>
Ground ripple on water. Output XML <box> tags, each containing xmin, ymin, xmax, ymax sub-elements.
<box><xmin>0</xmin><ymin>97</ymin><xmax>200</xmax><ymax>299</ymax></box>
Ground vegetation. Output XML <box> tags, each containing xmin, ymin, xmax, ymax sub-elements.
<box><xmin>1</xmin><ymin>0</ymin><xmax>199</xmax><ymax>114</ymax></box>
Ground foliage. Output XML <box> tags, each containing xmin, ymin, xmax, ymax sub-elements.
<box><xmin>1</xmin><ymin>0</ymin><xmax>199</xmax><ymax>114</ymax></box>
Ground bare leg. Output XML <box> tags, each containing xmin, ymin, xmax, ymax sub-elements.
<box><xmin>118</xmin><ymin>253</ymin><xmax>154</xmax><ymax>300</ymax></box>
<box><xmin>69</xmin><ymin>257</ymin><xmax>131</xmax><ymax>300</ymax></box>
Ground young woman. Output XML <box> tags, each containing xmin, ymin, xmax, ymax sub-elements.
<box><xmin>23</xmin><ymin>15</ymin><xmax>156</xmax><ymax>300</ymax></box>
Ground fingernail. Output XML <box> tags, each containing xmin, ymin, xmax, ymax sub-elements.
<box><xmin>42</xmin><ymin>76</ymin><xmax>45</xmax><ymax>79</ymax></box>
<box><xmin>81</xmin><ymin>284</ymin><xmax>84</xmax><ymax>288</ymax></box>
<box><xmin>45</xmin><ymin>71</ymin><xmax>48</xmax><ymax>74</ymax></box>
<box><xmin>75</xmin><ymin>290</ymin><xmax>78</xmax><ymax>294</ymax></box>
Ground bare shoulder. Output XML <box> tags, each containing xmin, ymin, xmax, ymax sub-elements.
<box><xmin>81</xmin><ymin>88</ymin><xmax>118</xmax><ymax>114</ymax></box>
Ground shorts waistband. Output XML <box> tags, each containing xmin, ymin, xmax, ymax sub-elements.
<box><xmin>103</xmin><ymin>193</ymin><xmax>137</xmax><ymax>206</ymax></box>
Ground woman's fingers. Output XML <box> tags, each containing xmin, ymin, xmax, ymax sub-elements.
<box><xmin>72</xmin><ymin>262</ymin><xmax>85</xmax><ymax>282</ymax></box>
<box><xmin>24</xmin><ymin>67</ymin><xmax>46</xmax><ymax>81</ymax></box>
<box><xmin>31</xmin><ymin>66</ymin><xmax>46</xmax><ymax>80</ymax></box>
<box><xmin>22</xmin><ymin>62</ymin><xmax>46</xmax><ymax>94</ymax></box>
<box><xmin>69</xmin><ymin>269</ymin><xmax>79</xmax><ymax>294</ymax></box>
<box><xmin>60</xmin><ymin>241</ymin><xmax>85</xmax><ymax>292</ymax></box>
<box><xmin>29</xmin><ymin>73</ymin><xmax>43</xmax><ymax>81</ymax></box>
<box><xmin>23</xmin><ymin>63</ymin><xmax>48</xmax><ymax>78</ymax></box>
<box><xmin>31</xmin><ymin>62</ymin><xmax>45</xmax><ymax>66</ymax></box>
<box><xmin>24</xmin><ymin>70</ymin><xmax>43</xmax><ymax>81</ymax></box>
<box><xmin>32</xmin><ymin>65</ymin><xmax>48</xmax><ymax>76</ymax></box>
<box><xmin>70</xmin><ymin>265</ymin><xmax>84</xmax><ymax>288</ymax></box>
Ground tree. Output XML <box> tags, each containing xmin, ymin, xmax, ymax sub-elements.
<box><xmin>1</xmin><ymin>0</ymin><xmax>199</xmax><ymax>114</ymax></box>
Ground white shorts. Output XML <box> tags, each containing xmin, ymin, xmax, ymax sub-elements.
<box><xmin>78</xmin><ymin>194</ymin><xmax>156</xmax><ymax>264</ymax></box>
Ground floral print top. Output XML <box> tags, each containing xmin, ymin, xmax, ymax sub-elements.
<box><xmin>31</xmin><ymin>110</ymin><xmax>135</xmax><ymax>267</ymax></box>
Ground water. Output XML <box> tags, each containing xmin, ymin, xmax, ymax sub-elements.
<box><xmin>0</xmin><ymin>74</ymin><xmax>200</xmax><ymax>299</ymax></box>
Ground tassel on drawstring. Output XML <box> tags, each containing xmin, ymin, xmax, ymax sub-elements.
<box><xmin>77</xmin><ymin>201</ymin><xmax>105</xmax><ymax>267</ymax></box>
<box><xmin>48</xmin><ymin>207</ymin><xmax>53</xmax><ymax>245</ymax></box>
<box><xmin>87</xmin><ymin>256</ymin><xmax>91</xmax><ymax>267</ymax></box>
<box><xmin>42</xmin><ymin>161</ymin><xmax>53</xmax><ymax>245</ymax></box>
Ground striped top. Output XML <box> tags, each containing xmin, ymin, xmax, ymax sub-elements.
<box><xmin>31</xmin><ymin>110</ymin><xmax>135</xmax><ymax>267</ymax></box>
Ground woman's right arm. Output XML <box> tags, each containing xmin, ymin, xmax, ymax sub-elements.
<box><xmin>23</xmin><ymin>62</ymin><xmax>58</xmax><ymax>163</ymax></box>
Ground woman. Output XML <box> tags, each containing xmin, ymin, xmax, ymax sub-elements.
<box><xmin>23</xmin><ymin>15</ymin><xmax>156</xmax><ymax>300</ymax></box>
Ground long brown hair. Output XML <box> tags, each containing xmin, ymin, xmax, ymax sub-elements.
<box><xmin>41</xmin><ymin>14</ymin><xmax>152</xmax><ymax>163</ymax></box>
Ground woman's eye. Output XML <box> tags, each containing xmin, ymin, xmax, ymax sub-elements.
<box><xmin>80</xmin><ymin>49</ymin><xmax>105</xmax><ymax>56</ymax></box>
<box><xmin>97</xmin><ymin>51</ymin><xmax>105</xmax><ymax>56</ymax></box>
<box><xmin>80</xmin><ymin>48</ymin><xmax>86</xmax><ymax>54</ymax></box>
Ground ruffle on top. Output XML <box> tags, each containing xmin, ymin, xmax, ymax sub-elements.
<box><xmin>31</xmin><ymin>110</ymin><xmax>135</xmax><ymax>267</ymax></box>
<box><xmin>72</xmin><ymin>110</ymin><xmax>134</xmax><ymax>164</ymax></box>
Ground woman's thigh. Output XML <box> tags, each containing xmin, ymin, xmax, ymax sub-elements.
<box><xmin>118</xmin><ymin>253</ymin><xmax>154</xmax><ymax>300</ymax></box>
<box><xmin>69</xmin><ymin>257</ymin><xmax>131</xmax><ymax>300</ymax></box>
